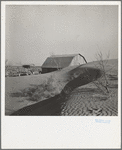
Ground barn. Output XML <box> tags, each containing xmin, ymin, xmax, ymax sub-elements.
<box><xmin>41</xmin><ymin>54</ymin><xmax>87</xmax><ymax>74</ymax></box>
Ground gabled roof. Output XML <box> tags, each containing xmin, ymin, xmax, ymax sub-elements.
<box><xmin>50</xmin><ymin>54</ymin><xmax>79</xmax><ymax>57</ymax></box>
<box><xmin>42</xmin><ymin>54</ymin><xmax>79</xmax><ymax>68</ymax></box>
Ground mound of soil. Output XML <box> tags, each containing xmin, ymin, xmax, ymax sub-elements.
<box><xmin>6</xmin><ymin>59</ymin><xmax>118</xmax><ymax>116</ymax></box>
<box><xmin>11</xmin><ymin>67</ymin><xmax>102</xmax><ymax>115</ymax></box>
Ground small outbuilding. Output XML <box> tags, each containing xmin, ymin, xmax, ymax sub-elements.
<box><xmin>41</xmin><ymin>54</ymin><xmax>87</xmax><ymax>73</ymax></box>
<box><xmin>22</xmin><ymin>64</ymin><xmax>35</xmax><ymax>69</ymax></box>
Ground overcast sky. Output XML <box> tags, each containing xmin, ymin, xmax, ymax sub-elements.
<box><xmin>6</xmin><ymin>5</ymin><xmax>118</xmax><ymax>66</ymax></box>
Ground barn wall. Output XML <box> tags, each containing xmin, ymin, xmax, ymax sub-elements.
<box><xmin>42</xmin><ymin>68</ymin><xmax>60</xmax><ymax>74</ymax></box>
<box><xmin>70</xmin><ymin>55</ymin><xmax>86</xmax><ymax>66</ymax></box>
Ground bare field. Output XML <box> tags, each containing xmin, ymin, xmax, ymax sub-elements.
<box><xmin>5</xmin><ymin>66</ymin><xmax>76</xmax><ymax>115</ymax></box>
<box><xmin>5</xmin><ymin>59</ymin><xmax>118</xmax><ymax>116</ymax></box>
<box><xmin>61</xmin><ymin>77</ymin><xmax>118</xmax><ymax>116</ymax></box>
<box><xmin>61</xmin><ymin>59</ymin><xmax>118</xmax><ymax>116</ymax></box>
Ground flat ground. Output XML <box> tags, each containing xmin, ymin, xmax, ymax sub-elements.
<box><xmin>5</xmin><ymin>65</ymin><xmax>77</xmax><ymax>115</ymax></box>
<box><xmin>5</xmin><ymin>73</ymin><xmax>52</xmax><ymax>115</ymax></box>
<box><xmin>5</xmin><ymin>59</ymin><xmax>118</xmax><ymax>116</ymax></box>
<box><xmin>61</xmin><ymin>79</ymin><xmax>118</xmax><ymax>116</ymax></box>
<box><xmin>61</xmin><ymin>59</ymin><xmax>118</xmax><ymax>116</ymax></box>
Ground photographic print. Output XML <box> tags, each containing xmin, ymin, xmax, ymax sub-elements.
<box><xmin>4</xmin><ymin>3</ymin><xmax>120</xmax><ymax>116</ymax></box>
<box><xmin>1</xmin><ymin>1</ymin><xmax>121</xmax><ymax>149</ymax></box>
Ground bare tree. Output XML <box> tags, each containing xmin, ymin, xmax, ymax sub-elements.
<box><xmin>5</xmin><ymin>59</ymin><xmax>9</xmax><ymax>70</ymax></box>
<box><xmin>5</xmin><ymin>59</ymin><xmax>8</xmax><ymax>65</ymax></box>
<box><xmin>95</xmin><ymin>51</ymin><xmax>110</xmax><ymax>93</ymax></box>
<box><xmin>92</xmin><ymin>51</ymin><xmax>111</xmax><ymax>94</ymax></box>
<box><xmin>5</xmin><ymin>59</ymin><xmax>9</xmax><ymax>77</ymax></box>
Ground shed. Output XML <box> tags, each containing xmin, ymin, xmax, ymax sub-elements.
<box><xmin>22</xmin><ymin>64</ymin><xmax>35</xmax><ymax>69</ymax></box>
<box><xmin>41</xmin><ymin>54</ymin><xmax>87</xmax><ymax>73</ymax></box>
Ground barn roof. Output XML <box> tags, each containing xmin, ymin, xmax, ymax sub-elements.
<box><xmin>42</xmin><ymin>54</ymin><xmax>79</xmax><ymax>68</ymax></box>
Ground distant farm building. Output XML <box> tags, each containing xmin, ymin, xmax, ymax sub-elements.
<box><xmin>22</xmin><ymin>64</ymin><xmax>35</xmax><ymax>69</ymax></box>
<box><xmin>41</xmin><ymin>54</ymin><xmax>87</xmax><ymax>73</ymax></box>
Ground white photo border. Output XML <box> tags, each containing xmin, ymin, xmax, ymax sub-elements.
<box><xmin>1</xmin><ymin>1</ymin><xmax>121</xmax><ymax>149</ymax></box>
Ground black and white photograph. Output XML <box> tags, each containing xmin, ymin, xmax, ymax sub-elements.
<box><xmin>1</xmin><ymin>1</ymin><xmax>121</xmax><ymax>149</ymax></box>
<box><xmin>5</xmin><ymin>3</ymin><xmax>120</xmax><ymax>116</ymax></box>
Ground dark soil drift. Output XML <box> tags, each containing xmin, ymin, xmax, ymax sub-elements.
<box><xmin>11</xmin><ymin>67</ymin><xmax>102</xmax><ymax>116</ymax></box>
